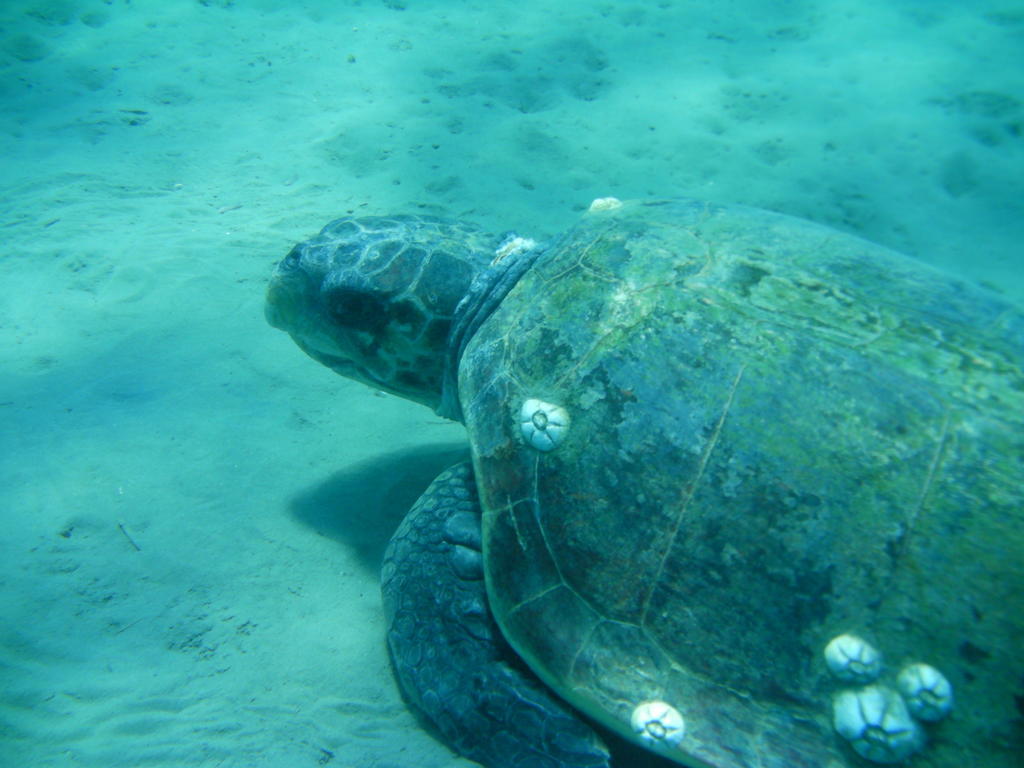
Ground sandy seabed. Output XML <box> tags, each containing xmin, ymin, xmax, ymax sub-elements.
<box><xmin>1</xmin><ymin>1</ymin><xmax>1021</xmax><ymax>767</ymax></box>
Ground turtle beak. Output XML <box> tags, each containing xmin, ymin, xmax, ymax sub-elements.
<box><xmin>266</xmin><ymin>269</ymin><xmax>373</xmax><ymax>384</ymax></box>
<box><xmin>264</xmin><ymin>278</ymin><xmax>293</xmax><ymax>331</ymax></box>
<box><xmin>265</xmin><ymin>254</ymin><xmax>317</xmax><ymax>333</ymax></box>
<box><xmin>265</xmin><ymin>243</ymin><xmax>315</xmax><ymax>331</ymax></box>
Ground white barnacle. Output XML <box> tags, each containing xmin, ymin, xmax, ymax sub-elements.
<box><xmin>588</xmin><ymin>196</ymin><xmax>623</xmax><ymax>212</ymax></box>
<box><xmin>630</xmin><ymin>700</ymin><xmax>685</xmax><ymax>748</ymax></box>
<box><xmin>493</xmin><ymin>233</ymin><xmax>537</xmax><ymax>263</ymax></box>
<box><xmin>520</xmin><ymin>399</ymin><xmax>570</xmax><ymax>452</ymax></box>
<box><xmin>897</xmin><ymin>663</ymin><xmax>954</xmax><ymax>722</ymax></box>
<box><xmin>833</xmin><ymin>685</ymin><xmax>923</xmax><ymax>764</ymax></box>
<box><xmin>824</xmin><ymin>634</ymin><xmax>882</xmax><ymax>683</ymax></box>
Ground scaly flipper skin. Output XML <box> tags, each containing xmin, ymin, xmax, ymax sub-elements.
<box><xmin>381</xmin><ymin>462</ymin><xmax>611</xmax><ymax>768</ymax></box>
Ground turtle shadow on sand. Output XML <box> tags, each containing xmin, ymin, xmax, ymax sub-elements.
<box><xmin>286</xmin><ymin>441</ymin><xmax>468</xmax><ymax>572</ymax></box>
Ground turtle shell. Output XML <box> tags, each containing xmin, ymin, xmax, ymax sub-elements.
<box><xmin>457</xmin><ymin>199</ymin><xmax>1024</xmax><ymax>768</ymax></box>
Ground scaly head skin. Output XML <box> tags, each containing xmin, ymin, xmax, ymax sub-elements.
<box><xmin>265</xmin><ymin>214</ymin><xmax>495</xmax><ymax>412</ymax></box>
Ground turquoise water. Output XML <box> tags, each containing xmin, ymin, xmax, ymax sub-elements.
<box><xmin>1</xmin><ymin>2</ymin><xmax>1021</xmax><ymax>767</ymax></box>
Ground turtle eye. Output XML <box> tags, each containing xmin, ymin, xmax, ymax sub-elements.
<box><xmin>325</xmin><ymin>287</ymin><xmax>388</xmax><ymax>334</ymax></box>
<box><xmin>280</xmin><ymin>245</ymin><xmax>303</xmax><ymax>270</ymax></box>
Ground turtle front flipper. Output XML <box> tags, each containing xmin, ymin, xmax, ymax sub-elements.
<box><xmin>382</xmin><ymin>462</ymin><xmax>610</xmax><ymax>768</ymax></box>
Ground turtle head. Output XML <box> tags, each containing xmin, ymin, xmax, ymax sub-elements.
<box><xmin>266</xmin><ymin>215</ymin><xmax>496</xmax><ymax>412</ymax></box>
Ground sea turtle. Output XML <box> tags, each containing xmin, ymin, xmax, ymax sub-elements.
<box><xmin>265</xmin><ymin>198</ymin><xmax>1024</xmax><ymax>768</ymax></box>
